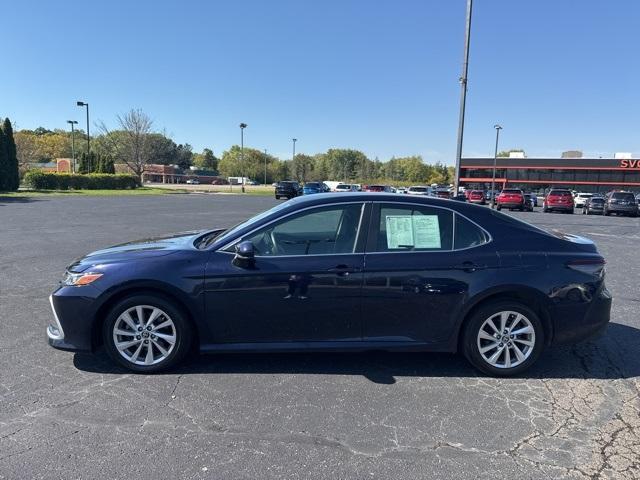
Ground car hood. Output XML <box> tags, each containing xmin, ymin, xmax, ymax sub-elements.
<box><xmin>67</xmin><ymin>230</ymin><xmax>206</xmax><ymax>272</ymax></box>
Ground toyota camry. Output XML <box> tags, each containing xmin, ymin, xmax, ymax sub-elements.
<box><xmin>47</xmin><ymin>193</ymin><xmax>612</xmax><ymax>376</ymax></box>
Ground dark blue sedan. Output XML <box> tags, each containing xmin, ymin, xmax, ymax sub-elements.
<box><xmin>48</xmin><ymin>193</ymin><xmax>611</xmax><ymax>376</ymax></box>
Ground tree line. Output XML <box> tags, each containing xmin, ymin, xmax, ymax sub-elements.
<box><xmin>12</xmin><ymin>108</ymin><xmax>455</xmax><ymax>186</ymax></box>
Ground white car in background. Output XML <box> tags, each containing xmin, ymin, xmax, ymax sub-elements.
<box><xmin>574</xmin><ymin>192</ymin><xmax>593</xmax><ymax>208</ymax></box>
<box><xmin>334</xmin><ymin>183</ymin><xmax>358</xmax><ymax>192</ymax></box>
<box><xmin>406</xmin><ymin>186</ymin><xmax>432</xmax><ymax>195</ymax></box>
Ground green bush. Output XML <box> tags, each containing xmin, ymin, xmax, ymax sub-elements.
<box><xmin>23</xmin><ymin>171</ymin><xmax>139</xmax><ymax>190</ymax></box>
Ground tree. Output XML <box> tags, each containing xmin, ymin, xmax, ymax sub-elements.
<box><xmin>14</xmin><ymin>131</ymin><xmax>40</xmax><ymax>170</ymax></box>
<box><xmin>2</xmin><ymin>119</ymin><xmax>20</xmax><ymax>190</ymax></box>
<box><xmin>290</xmin><ymin>154</ymin><xmax>315</xmax><ymax>183</ymax></box>
<box><xmin>0</xmin><ymin>125</ymin><xmax>7</xmax><ymax>191</ymax></box>
<box><xmin>97</xmin><ymin>109</ymin><xmax>153</xmax><ymax>180</ymax></box>
<box><xmin>193</xmin><ymin>148</ymin><xmax>218</xmax><ymax>170</ymax></box>
<box><xmin>175</xmin><ymin>143</ymin><xmax>193</xmax><ymax>170</ymax></box>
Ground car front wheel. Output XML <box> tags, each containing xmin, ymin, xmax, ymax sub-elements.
<box><xmin>103</xmin><ymin>294</ymin><xmax>192</xmax><ymax>373</ymax></box>
<box><xmin>463</xmin><ymin>301</ymin><xmax>544</xmax><ymax>376</ymax></box>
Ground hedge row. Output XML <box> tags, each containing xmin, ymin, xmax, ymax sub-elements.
<box><xmin>23</xmin><ymin>171</ymin><xmax>140</xmax><ymax>190</ymax></box>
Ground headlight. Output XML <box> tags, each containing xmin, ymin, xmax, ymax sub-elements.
<box><xmin>62</xmin><ymin>271</ymin><xmax>103</xmax><ymax>286</ymax></box>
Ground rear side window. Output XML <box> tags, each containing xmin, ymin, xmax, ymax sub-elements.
<box><xmin>454</xmin><ymin>214</ymin><xmax>489</xmax><ymax>249</ymax></box>
<box><xmin>549</xmin><ymin>190</ymin><xmax>572</xmax><ymax>197</ymax></box>
<box><xmin>374</xmin><ymin>204</ymin><xmax>453</xmax><ymax>252</ymax></box>
<box><xmin>611</xmin><ymin>192</ymin><xmax>635</xmax><ymax>201</ymax></box>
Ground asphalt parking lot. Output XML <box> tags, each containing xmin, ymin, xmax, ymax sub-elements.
<box><xmin>1</xmin><ymin>194</ymin><xmax>639</xmax><ymax>479</ymax></box>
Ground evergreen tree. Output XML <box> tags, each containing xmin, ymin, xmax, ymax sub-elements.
<box><xmin>0</xmin><ymin>126</ymin><xmax>7</xmax><ymax>191</ymax></box>
<box><xmin>103</xmin><ymin>155</ymin><xmax>115</xmax><ymax>174</ymax></box>
<box><xmin>3</xmin><ymin>119</ymin><xmax>20</xmax><ymax>190</ymax></box>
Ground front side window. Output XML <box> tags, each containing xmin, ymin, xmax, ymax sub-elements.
<box><xmin>373</xmin><ymin>204</ymin><xmax>453</xmax><ymax>252</ymax></box>
<box><xmin>233</xmin><ymin>203</ymin><xmax>364</xmax><ymax>256</ymax></box>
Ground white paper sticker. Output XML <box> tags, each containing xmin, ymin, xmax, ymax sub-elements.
<box><xmin>385</xmin><ymin>215</ymin><xmax>441</xmax><ymax>249</ymax></box>
<box><xmin>412</xmin><ymin>215</ymin><xmax>441</xmax><ymax>249</ymax></box>
<box><xmin>385</xmin><ymin>216</ymin><xmax>414</xmax><ymax>249</ymax></box>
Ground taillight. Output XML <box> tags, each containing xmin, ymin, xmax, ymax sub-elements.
<box><xmin>566</xmin><ymin>258</ymin><xmax>605</xmax><ymax>277</ymax></box>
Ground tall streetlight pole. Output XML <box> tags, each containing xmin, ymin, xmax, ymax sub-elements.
<box><xmin>67</xmin><ymin>120</ymin><xmax>78</xmax><ymax>173</ymax></box>
<box><xmin>292</xmin><ymin>138</ymin><xmax>297</xmax><ymax>180</ymax></box>
<box><xmin>264</xmin><ymin>149</ymin><xmax>268</xmax><ymax>186</ymax></box>
<box><xmin>453</xmin><ymin>0</ymin><xmax>473</xmax><ymax>195</ymax></box>
<box><xmin>76</xmin><ymin>101</ymin><xmax>90</xmax><ymax>171</ymax></box>
<box><xmin>490</xmin><ymin>124</ymin><xmax>502</xmax><ymax>209</ymax></box>
<box><xmin>239</xmin><ymin>123</ymin><xmax>247</xmax><ymax>193</ymax></box>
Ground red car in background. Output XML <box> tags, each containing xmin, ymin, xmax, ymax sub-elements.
<box><xmin>468</xmin><ymin>190</ymin><xmax>486</xmax><ymax>205</ymax></box>
<box><xmin>543</xmin><ymin>189</ymin><xmax>575</xmax><ymax>214</ymax></box>
<box><xmin>496</xmin><ymin>188</ymin><xmax>525</xmax><ymax>211</ymax></box>
<box><xmin>364</xmin><ymin>185</ymin><xmax>392</xmax><ymax>192</ymax></box>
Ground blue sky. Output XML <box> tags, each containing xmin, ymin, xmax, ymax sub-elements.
<box><xmin>3</xmin><ymin>0</ymin><xmax>639</xmax><ymax>163</ymax></box>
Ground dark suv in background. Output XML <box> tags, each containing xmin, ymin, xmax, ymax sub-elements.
<box><xmin>604</xmin><ymin>191</ymin><xmax>638</xmax><ymax>217</ymax></box>
<box><xmin>275</xmin><ymin>181</ymin><xmax>301</xmax><ymax>199</ymax></box>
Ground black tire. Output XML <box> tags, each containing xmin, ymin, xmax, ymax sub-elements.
<box><xmin>604</xmin><ymin>209</ymin><xmax>610</xmax><ymax>216</ymax></box>
<box><xmin>275</xmin><ymin>195</ymin><xmax>280</xmax><ymax>199</ymax></box>
<box><xmin>462</xmin><ymin>300</ymin><xmax>545</xmax><ymax>377</ymax></box>
<box><xmin>542</xmin><ymin>206</ymin><xmax>548</xmax><ymax>213</ymax></box>
<box><xmin>496</xmin><ymin>205</ymin><xmax>501</xmax><ymax>211</ymax></box>
<box><xmin>102</xmin><ymin>293</ymin><xmax>193</xmax><ymax>373</ymax></box>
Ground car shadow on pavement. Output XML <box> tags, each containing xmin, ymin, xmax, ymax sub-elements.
<box><xmin>73</xmin><ymin>322</ymin><xmax>640</xmax><ymax>384</ymax></box>
<box><xmin>0</xmin><ymin>196</ymin><xmax>42</xmax><ymax>204</ymax></box>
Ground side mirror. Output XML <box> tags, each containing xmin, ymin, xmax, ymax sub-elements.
<box><xmin>232</xmin><ymin>241</ymin><xmax>256</xmax><ymax>268</ymax></box>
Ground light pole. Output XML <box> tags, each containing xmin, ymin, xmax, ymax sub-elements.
<box><xmin>76</xmin><ymin>101</ymin><xmax>90</xmax><ymax>170</ymax></box>
<box><xmin>264</xmin><ymin>149</ymin><xmax>268</xmax><ymax>186</ymax></box>
<box><xmin>67</xmin><ymin>120</ymin><xmax>78</xmax><ymax>173</ymax></box>
<box><xmin>490</xmin><ymin>124</ymin><xmax>502</xmax><ymax>208</ymax></box>
<box><xmin>292</xmin><ymin>138</ymin><xmax>297</xmax><ymax>180</ymax></box>
<box><xmin>453</xmin><ymin>0</ymin><xmax>473</xmax><ymax>195</ymax></box>
<box><xmin>239</xmin><ymin>123</ymin><xmax>247</xmax><ymax>193</ymax></box>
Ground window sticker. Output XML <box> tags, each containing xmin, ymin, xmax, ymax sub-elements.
<box><xmin>385</xmin><ymin>216</ymin><xmax>414</xmax><ymax>249</ymax></box>
<box><xmin>412</xmin><ymin>215</ymin><xmax>441</xmax><ymax>249</ymax></box>
<box><xmin>385</xmin><ymin>215</ymin><xmax>441</xmax><ymax>249</ymax></box>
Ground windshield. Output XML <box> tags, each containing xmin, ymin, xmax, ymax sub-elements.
<box><xmin>409</xmin><ymin>187</ymin><xmax>428</xmax><ymax>192</ymax></box>
<box><xmin>336</xmin><ymin>184</ymin><xmax>351</xmax><ymax>189</ymax></box>
<box><xmin>549</xmin><ymin>191</ymin><xmax>572</xmax><ymax>197</ymax></box>
<box><xmin>211</xmin><ymin>201</ymin><xmax>292</xmax><ymax>247</ymax></box>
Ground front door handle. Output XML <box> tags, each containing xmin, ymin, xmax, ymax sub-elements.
<box><xmin>327</xmin><ymin>264</ymin><xmax>360</xmax><ymax>276</ymax></box>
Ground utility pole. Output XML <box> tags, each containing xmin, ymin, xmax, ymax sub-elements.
<box><xmin>490</xmin><ymin>124</ymin><xmax>502</xmax><ymax>208</ymax></box>
<box><xmin>239</xmin><ymin>123</ymin><xmax>247</xmax><ymax>193</ymax></box>
<box><xmin>264</xmin><ymin>149</ymin><xmax>268</xmax><ymax>186</ymax></box>
<box><xmin>453</xmin><ymin>0</ymin><xmax>473</xmax><ymax>195</ymax></box>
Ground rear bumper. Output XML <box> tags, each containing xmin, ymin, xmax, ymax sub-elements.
<box><xmin>545</xmin><ymin>204</ymin><xmax>573</xmax><ymax>211</ymax></box>
<box><xmin>607</xmin><ymin>205</ymin><xmax>637</xmax><ymax>214</ymax></box>
<box><xmin>498</xmin><ymin>202</ymin><xmax>524</xmax><ymax>209</ymax></box>
<box><xmin>550</xmin><ymin>287</ymin><xmax>612</xmax><ymax>346</ymax></box>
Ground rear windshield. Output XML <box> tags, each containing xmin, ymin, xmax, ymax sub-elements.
<box><xmin>471</xmin><ymin>190</ymin><xmax>483</xmax><ymax>194</ymax></box>
<box><xmin>578</xmin><ymin>193</ymin><xmax>593</xmax><ymax>198</ymax></box>
<box><xmin>590</xmin><ymin>198</ymin><xmax>604</xmax><ymax>203</ymax></box>
<box><xmin>336</xmin><ymin>184</ymin><xmax>351</xmax><ymax>189</ymax></box>
<box><xmin>409</xmin><ymin>187</ymin><xmax>428</xmax><ymax>192</ymax></box>
<box><xmin>278</xmin><ymin>181</ymin><xmax>297</xmax><ymax>186</ymax></box>
<box><xmin>549</xmin><ymin>190</ymin><xmax>572</xmax><ymax>197</ymax></box>
<box><xmin>305</xmin><ymin>183</ymin><xmax>320</xmax><ymax>188</ymax></box>
<box><xmin>611</xmin><ymin>192</ymin><xmax>635</xmax><ymax>201</ymax></box>
<box><xmin>501</xmin><ymin>189</ymin><xmax>522</xmax><ymax>194</ymax></box>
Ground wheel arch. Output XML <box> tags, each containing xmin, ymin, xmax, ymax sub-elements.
<box><xmin>454</xmin><ymin>286</ymin><xmax>553</xmax><ymax>352</ymax></box>
<box><xmin>91</xmin><ymin>282</ymin><xmax>201</xmax><ymax>352</ymax></box>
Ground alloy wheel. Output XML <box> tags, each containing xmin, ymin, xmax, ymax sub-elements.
<box><xmin>112</xmin><ymin>305</ymin><xmax>176</xmax><ymax>366</ymax></box>
<box><xmin>476</xmin><ymin>310</ymin><xmax>535</xmax><ymax>369</ymax></box>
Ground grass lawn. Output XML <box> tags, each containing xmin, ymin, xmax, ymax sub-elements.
<box><xmin>0</xmin><ymin>187</ymin><xmax>190</xmax><ymax>197</ymax></box>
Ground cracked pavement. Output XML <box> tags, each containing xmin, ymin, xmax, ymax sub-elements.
<box><xmin>1</xmin><ymin>194</ymin><xmax>639</xmax><ymax>479</ymax></box>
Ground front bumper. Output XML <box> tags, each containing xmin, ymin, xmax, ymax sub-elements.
<box><xmin>47</xmin><ymin>286</ymin><xmax>101</xmax><ymax>352</ymax></box>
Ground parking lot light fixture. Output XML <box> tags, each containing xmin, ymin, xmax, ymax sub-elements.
<box><xmin>239</xmin><ymin>123</ymin><xmax>247</xmax><ymax>193</ymax></box>
<box><xmin>66</xmin><ymin>120</ymin><xmax>78</xmax><ymax>173</ymax></box>
<box><xmin>76</xmin><ymin>101</ymin><xmax>90</xmax><ymax>170</ymax></box>
<box><xmin>491</xmin><ymin>124</ymin><xmax>502</xmax><ymax>209</ymax></box>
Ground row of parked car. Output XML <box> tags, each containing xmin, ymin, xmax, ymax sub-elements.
<box><xmin>275</xmin><ymin>181</ymin><xmax>454</xmax><ymax>199</ymax></box>
<box><xmin>464</xmin><ymin>188</ymin><xmax>639</xmax><ymax>216</ymax></box>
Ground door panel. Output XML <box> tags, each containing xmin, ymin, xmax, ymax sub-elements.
<box><xmin>362</xmin><ymin>247</ymin><xmax>498</xmax><ymax>343</ymax></box>
<box><xmin>205</xmin><ymin>252</ymin><xmax>364</xmax><ymax>343</ymax></box>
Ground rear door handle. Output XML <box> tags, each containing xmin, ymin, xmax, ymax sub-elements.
<box><xmin>454</xmin><ymin>261</ymin><xmax>485</xmax><ymax>273</ymax></box>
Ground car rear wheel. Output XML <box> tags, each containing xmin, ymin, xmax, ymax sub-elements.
<box><xmin>103</xmin><ymin>294</ymin><xmax>192</xmax><ymax>373</ymax></box>
<box><xmin>463</xmin><ymin>301</ymin><xmax>544</xmax><ymax>376</ymax></box>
